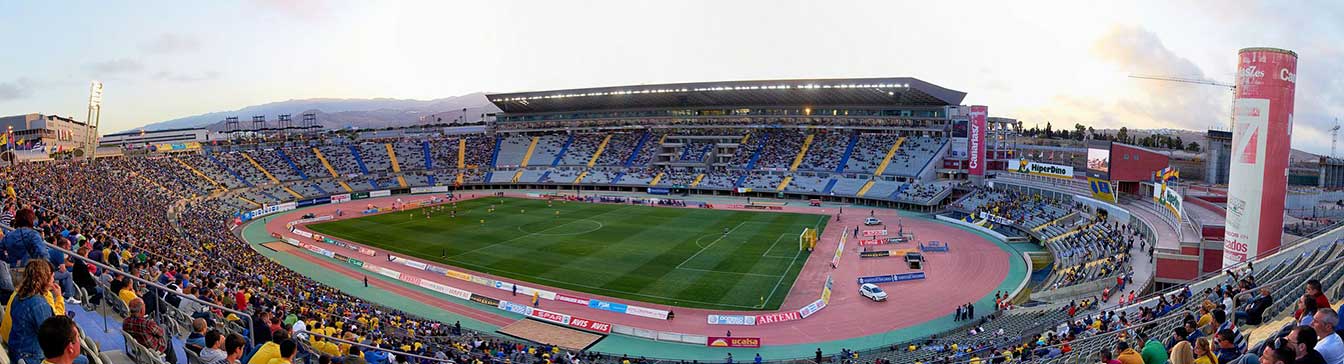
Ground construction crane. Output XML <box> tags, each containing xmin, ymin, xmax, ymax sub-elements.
<box><xmin>1332</xmin><ymin>121</ymin><xmax>1340</xmax><ymax>159</ymax></box>
<box><xmin>1129</xmin><ymin>75</ymin><xmax>1236</xmax><ymax>130</ymax></box>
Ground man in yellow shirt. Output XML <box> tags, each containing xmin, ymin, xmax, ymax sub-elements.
<box><xmin>267</xmin><ymin>340</ymin><xmax>297</xmax><ymax>364</ymax></box>
<box><xmin>248</xmin><ymin>330</ymin><xmax>289</xmax><ymax>364</ymax></box>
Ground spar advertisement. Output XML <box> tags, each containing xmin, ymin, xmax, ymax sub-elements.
<box><xmin>1223</xmin><ymin>48</ymin><xmax>1297</xmax><ymax>268</ymax></box>
<box><xmin>968</xmin><ymin>105</ymin><xmax>988</xmax><ymax>176</ymax></box>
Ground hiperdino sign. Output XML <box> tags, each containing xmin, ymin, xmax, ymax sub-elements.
<box><xmin>1008</xmin><ymin>159</ymin><xmax>1074</xmax><ymax>179</ymax></box>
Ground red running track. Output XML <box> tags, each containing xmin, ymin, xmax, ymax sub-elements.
<box><xmin>260</xmin><ymin>192</ymin><xmax>1011</xmax><ymax>345</ymax></box>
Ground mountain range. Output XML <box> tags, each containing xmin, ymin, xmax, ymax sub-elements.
<box><xmin>128</xmin><ymin>93</ymin><xmax>499</xmax><ymax>133</ymax></box>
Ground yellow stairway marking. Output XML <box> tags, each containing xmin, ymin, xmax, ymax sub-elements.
<box><xmin>855</xmin><ymin>180</ymin><xmax>876</xmax><ymax>197</ymax></box>
<box><xmin>455</xmin><ymin>172</ymin><xmax>464</xmax><ymax>185</ymax></box>
<box><xmin>385</xmin><ymin>143</ymin><xmax>401</xmax><ymax>172</ymax></box>
<box><xmin>313</xmin><ymin>148</ymin><xmax>341</xmax><ymax>178</ymax></box>
<box><xmin>337</xmin><ymin>181</ymin><xmax>354</xmax><ymax>192</ymax></box>
<box><xmin>658</xmin><ymin>133</ymin><xmax>668</xmax><ymax>144</ymax></box>
<box><xmin>172</xmin><ymin>156</ymin><xmax>226</xmax><ymax>192</ymax></box>
<box><xmin>588</xmin><ymin>135</ymin><xmax>612</xmax><ymax>167</ymax></box>
<box><xmin>237</xmin><ymin>196</ymin><xmax>262</xmax><ymax>207</ymax></box>
<box><xmin>457</xmin><ymin>138</ymin><xmax>466</xmax><ymax>169</ymax></box>
<box><xmin>573</xmin><ymin>171</ymin><xmax>589</xmax><ymax>184</ymax></box>
<box><xmin>649</xmin><ymin>172</ymin><xmax>665</xmax><ymax>186</ymax></box>
<box><xmin>1033</xmin><ymin>212</ymin><xmax>1078</xmax><ymax>232</ymax></box>
<box><xmin>776</xmin><ymin>175</ymin><xmax>793</xmax><ymax>191</ymax></box>
<box><xmin>740</xmin><ymin>133</ymin><xmax>751</xmax><ymax>145</ymax></box>
<box><xmin>512</xmin><ymin>170</ymin><xmax>524</xmax><ymax>183</ymax></box>
<box><xmin>872</xmin><ymin>137</ymin><xmax>907</xmax><ymax>175</ymax></box>
<box><xmin>396</xmin><ymin>175</ymin><xmax>409</xmax><ymax>188</ymax></box>
<box><xmin>690</xmin><ymin>173</ymin><xmax>705</xmax><ymax>187</ymax></box>
<box><xmin>241</xmin><ymin>152</ymin><xmax>282</xmax><ymax>184</ymax></box>
<box><xmin>520</xmin><ymin>136</ymin><xmax>539</xmax><ymax>167</ymax></box>
<box><xmin>789</xmin><ymin>134</ymin><xmax>815</xmax><ymax>171</ymax></box>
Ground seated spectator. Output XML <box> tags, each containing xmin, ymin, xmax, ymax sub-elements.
<box><xmin>1258</xmin><ymin>345</ymin><xmax>1295</xmax><ymax>364</ymax></box>
<box><xmin>1239</xmin><ymin>288</ymin><xmax>1273</xmax><ymax>325</ymax></box>
<box><xmin>37</xmin><ymin>316</ymin><xmax>83</xmax><ymax>364</ymax></box>
<box><xmin>1171</xmin><ymin>341</ymin><xmax>1196</xmax><ymax>364</ymax></box>
<box><xmin>1300</xmin><ymin>295</ymin><xmax>1322</xmax><ymax>326</ymax></box>
<box><xmin>1</xmin><ymin>208</ymin><xmax>49</xmax><ymax>266</ymax></box>
<box><xmin>1117</xmin><ymin>341</ymin><xmax>1144</xmax><ymax>364</ymax></box>
<box><xmin>217</xmin><ymin>333</ymin><xmax>247</xmax><ymax>364</ymax></box>
<box><xmin>1215</xmin><ymin>329</ymin><xmax>1243</xmax><ymax>364</ymax></box>
<box><xmin>186</xmin><ymin>318</ymin><xmax>209</xmax><ymax>353</ymax></box>
<box><xmin>269</xmin><ymin>339</ymin><xmax>297</xmax><ymax>364</ymax></box>
<box><xmin>249</xmin><ymin>329</ymin><xmax>290</xmax><ymax>364</ymax></box>
<box><xmin>201</xmin><ymin>330</ymin><xmax>228</xmax><ymax>364</ymax></box>
<box><xmin>1312</xmin><ymin>308</ymin><xmax>1343</xmax><ymax>364</ymax></box>
<box><xmin>1143</xmin><ymin>330</ymin><xmax>1171</xmax><ymax>364</ymax></box>
<box><xmin>1195</xmin><ymin>338</ymin><xmax>1219</xmax><ymax>364</ymax></box>
<box><xmin>341</xmin><ymin>345</ymin><xmax>366</xmax><ymax>364</ymax></box>
<box><xmin>1286</xmin><ymin>326</ymin><xmax>1325</xmax><ymax>364</ymax></box>
<box><xmin>125</xmin><ymin>297</ymin><xmax>171</xmax><ymax>360</ymax></box>
<box><xmin>2</xmin><ymin>259</ymin><xmax>69</xmax><ymax>363</ymax></box>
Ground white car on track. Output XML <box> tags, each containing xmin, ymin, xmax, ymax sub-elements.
<box><xmin>864</xmin><ymin>217</ymin><xmax>882</xmax><ymax>226</ymax></box>
<box><xmin>859</xmin><ymin>283</ymin><xmax>887</xmax><ymax>301</ymax></box>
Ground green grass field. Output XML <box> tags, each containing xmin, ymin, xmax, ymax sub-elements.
<box><xmin>305</xmin><ymin>197</ymin><xmax>827</xmax><ymax>310</ymax></box>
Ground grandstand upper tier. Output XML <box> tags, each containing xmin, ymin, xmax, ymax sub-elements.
<box><xmin>488</xmin><ymin>77</ymin><xmax>966</xmax><ymax>122</ymax></box>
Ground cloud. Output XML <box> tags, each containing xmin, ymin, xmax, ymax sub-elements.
<box><xmin>140</xmin><ymin>33</ymin><xmax>200</xmax><ymax>54</ymax></box>
<box><xmin>153</xmin><ymin>70</ymin><xmax>221</xmax><ymax>82</ymax></box>
<box><xmin>85</xmin><ymin>58</ymin><xmax>145</xmax><ymax>75</ymax></box>
<box><xmin>1017</xmin><ymin>25</ymin><xmax>1227</xmax><ymax>131</ymax></box>
<box><xmin>251</xmin><ymin>0</ymin><xmax>330</xmax><ymax>20</ymax></box>
<box><xmin>0</xmin><ymin>78</ymin><xmax>34</xmax><ymax>102</ymax></box>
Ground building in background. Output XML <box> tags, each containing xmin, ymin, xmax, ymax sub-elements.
<box><xmin>0</xmin><ymin>113</ymin><xmax>98</xmax><ymax>153</ymax></box>
<box><xmin>100</xmin><ymin>128</ymin><xmax>214</xmax><ymax>148</ymax></box>
<box><xmin>1204</xmin><ymin>130</ymin><xmax>1233</xmax><ymax>185</ymax></box>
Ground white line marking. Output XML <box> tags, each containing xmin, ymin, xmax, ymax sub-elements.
<box><xmin>760</xmin><ymin>248</ymin><xmax>804</xmax><ymax>308</ymax></box>
<box><xmin>760</xmin><ymin>233</ymin><xmax>791</xmax><ymax>257</ymax></box>
<box><xmin>675</xmin><ymin>221</ymin><xmax>747</xmax><ymax>269</ymax></box>
<box><xmin>446</xmin><ymin>205</ymin><xmax>631</xmax><ymax>260</ymax></box>
<box><xmin>675</xmin><ymin>267</ymin><xmax>782</xmax><ymax>278</ymax></box>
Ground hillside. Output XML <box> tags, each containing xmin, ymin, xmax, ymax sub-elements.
<box><xmin>128</xmin><ymin>93</ymin><xmax>498</xmax><ymax>133</ymax></box>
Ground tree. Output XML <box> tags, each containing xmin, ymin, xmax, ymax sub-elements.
<box><xmin>1116</xmin><ymin>127</ymin><xmax>1129</xmax><ymax>144</ymax></box>
<box><xmin>1187</xmin><ymin>142</ymin><xmax>1201</xmax><ymax>152</ymax></box>
<box><xmin>1174</xmin><ymin>136</ymin><xmax>1184</xmax><ymax>150</ymax></box>
<box><xmin>1045</xmin><ymin>122</ymin><xmax>1054</xmax><ymax>139</ymax></box>
<box><xmin>1075</xmin><ymin>124</ymin><xmax>1087</xmax><ymax>141</ymax></box>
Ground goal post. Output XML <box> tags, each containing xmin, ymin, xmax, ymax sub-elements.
<box><xmin>799</xmin><ymin>227</ymin><xmax>819</xmax><ymax>251</ymax></box>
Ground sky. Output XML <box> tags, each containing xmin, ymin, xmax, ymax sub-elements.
<box><xmin>2</xmin><ymin>1</ymin><xmax>1342</xmax><ymax>154</ymax></box>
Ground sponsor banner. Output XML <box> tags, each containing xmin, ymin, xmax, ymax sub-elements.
<box><xmin>567</xmin><ymin>317</ymin><xmax>612</xmax><ymax>333</ymax></box>
<box><xmin>821</xmin><ymin>275</ymin><xmax>834</xmax><ymax>304</ymax></box>
<box><xmin>920</xmin><ymin>241</ymin><xmax>950</xmax><ymax>252</ymax></box>
<box><xmin>333</xmin><ymin>253</ymin><xmax>349</xmax><ymax>262</ymax></box>
<box><xmin>1008</xmin><ymin>159</ymin><xmax>1074</xmax><ymax>179</ymax></box>
<box><xmin>445</xmin><ymin>270</ymin><xmax>473</xmax><ymax>282</ymax></box>
<box><xmin>857</xmin><ymin>272</ymin><xmax>926</xmax><ymax>285</ymax></box>
<box><xmin>555</xmin><ymin>293</ymin><xmax>590</xmax><ymax>306</ymax></box>
<box><xmin>351</xmin><ymin>192</ymin><xmax>370</xmax><ymax>200</ymax></box>
<box><xmin>239</xmin><ymin>202</ymin><xmax>298</xmax><ymax>221</ymax></box>
<box><xmin>707</xmin><ymin>315</ymin><xmax>757</xmax><ymax>326</ymax></box>
<box><xmin>370</xmin><ymin>190</ymin><xmax>391</xmax><ymax>198</ymax></box>
<box><xmin>648</xmin><ymin>187</ymin><xmax>670</xmax><ymax>195</ymax></box>
<box><xmin>497</xmin><ymin>300</ymin><xmax>533</xmax><ymax>316</ymax></box>
<box><xmin>419</xmin><ymin>280</ymin><xmax>472</xmax><ymax>300</ymax></box>
<box><xmin>331</xmin><ymin>194</ymin><xmax>351</xmax><ymax>204</ymax></box>
<box><xmin>283</xmin><ymin>237</ymin><xmax>301</xmax><ymax>246</ymax></box>
<box><xmin>798</xmin><ymin>298</ymin><xmax>826</xmax><ymax>318</ymax></box>
<box><xmin>1087</xmin><ymin>177</ymin><xmax>1118</xmax><ymax>204</ymax></box>
<box><xmin>624</xmin><ymin>305</ymin><xmax>670</xmax><ymax>320</ymax></box>
<box><xmin>470</xmin><ymin>276</ymin><xmax>492</xmax><ymax>286</ymax></box>
<box><xmin>410</xmin><ymin>186</ymin><xmax>449</xmax><ymax>194</ymax></box>
<box><xmin>347</xmin><ymin>258</ymin><xmax>363</xmax><ymax>267</ymax></box>
<box><xmin>978</xmin><ymin>212</ymin><xmax>1015</xmax><ymax>226</ymax></box>
<box><xmin>588</xmin><ymin>299</ymin><xmax>629</xmax><ymax>314</ymax></box>
<box><xmin>492</xmin><ymin>281</ymin><xmax>558</xmax><ymax>300</ymax></box>
<box><xmin>1224</xmin><ymin>48</ymin><xmax>1296</xmax><ymax>269</ymax></box>
<box><xmin>755</xmin><ymin>311</ymin><xmax>802</xmax><ymax>325</ymax></box>
<box><xmin>859</xmin><ymin>250</ymin><xmax>890</xmax><ymax>258</ymax></box>
<box><xmin>357</xmin><ymin>247</ymin><xmax>376</xmax><ymax>257</ymax></box>
<box><xmin>400</xmin><ymin>275</ymin><xmax>423</xmax><ymax>286</ymax></box>
<box><xmin>292</xmin><ymin>229</ymin><xmax>314</xmax><ymax>238</ymax></box>
<box><xmin>425</xmin><ymin>265</ymin><xmax>450</xmax><ymax>275</ymax></box>
<box><xmin>830</xmin><ymin>231</ymin><xmax>845</xmax><ymax>268</ymax></box>
<box><xmin>707</xmin><ymin>337</ymin><xmax>761</xmax><ymax>348</ymax></box>
<box><xmin>286</xmin><ymin>215</ymin><xmax>333</xmax><ymax>228</ymax></box>
<box><xmin>861</xmin><ymin>230</ymin><xmax>888</xmax><ymax>237</ymax></box>
<box><xmin>857</xmin><ymin>239</ymin><xmax>885</xmax><ymax>246</ymax></box>
<box><xmin>529</xmin><ymin>308</ymin><xmax>571</xmax><ymax>325</ymax></box>
<box><xmin>389</xmin><ymin>255</ymin><xmax>430</xmax><ymax>271</ymax></box>
<box><xmin>469</xmin><ymin>293</ymin><xmax>500</xmax><ymax>306</ymax></box>
<box><xmin>1153</xmin><ymin>183</ymin><xmax>1185</xmax><ymax>222</ymax></box>
<box><xmin>968</xmin><ymin>105</ymin><xmax>987</xmax><ymax>176</ymax></box>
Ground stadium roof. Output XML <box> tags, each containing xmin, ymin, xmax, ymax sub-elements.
<box><xmin>488</xmin><ymin>77</ymin><xmax>967</xmax><ymax>114</ymax></box>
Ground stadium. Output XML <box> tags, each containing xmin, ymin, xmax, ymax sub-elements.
<box><xmin>0</xmin><ymin>29</ymin><xmax>1340</xmax><ymax>364</ymax></box>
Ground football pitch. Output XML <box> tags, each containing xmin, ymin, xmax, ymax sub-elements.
<box><xmin>305</xmin><ymin>197</ymin><xmax>828</xmax><ymax>310</ymax></box>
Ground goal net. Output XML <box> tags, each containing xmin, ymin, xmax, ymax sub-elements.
<box><xmin>799</xmin><ymin>227</ymin><xmax>819</xmax><ymax>251</ymax></box>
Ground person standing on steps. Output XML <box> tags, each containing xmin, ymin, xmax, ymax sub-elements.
<box><xmin>363</xmin><ymin>276</ymin><xmax>368</xmax><ymax>288</ymax></box>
